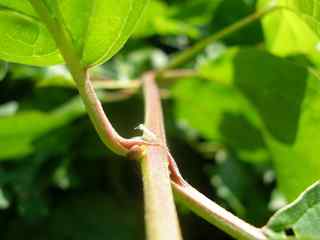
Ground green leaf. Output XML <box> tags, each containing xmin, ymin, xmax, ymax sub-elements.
<box><xmin>0</xmin><ymin>0</ymin><xmax>147</xmax><ymax>67</ymax></box>
<box><xmin>0</xmin><ymin>61</ymin><xmax>8</xmax><ymax>81</ymax></box>
<box><xmin>134</xmin><ymin>0</ymin><xmax>198</xmax><ymax>38</ymax></box>
<box><xmin>232</xmin><ymin>48</ymin><xmax>320</xmax><ymax>201</ymax></box>
<box><xmin>258</xmin><ymin>0</ymin><xmax>320</xmax><ymax>37</ymax></box>
<box><xmin>4</xmin><ymin>193</ymin><xmax>143</xmax><ymax>240</ymax></box>
<box><xmin>134</xmin><ymin>0</ymin><xmax>221</xmax><ymax>38</ymax></box>
<box><xmin>278</xmin><ymin>0</ymin><xmax>320</xmax><ymax>36</ymax></box>
<box><xmin>211</xmin><ymin>0</ymin><xmax>263</xmax><ymax>45</ymax></box>
<box><xmin>172</xmin><ymin>75</ymin><xmax>270</xmax><ymax>163</ymax></box>
<box><xmin>74</xmin><ymin>0</ymin><xmax>148</xmax><ymax>66</ymax></box>
<box><xmin>0</xmin><ymin>97</ymin><xmax>85</xmax><ymax>160</ymax></box>
<box><xmin>36</xmin><ymin>65</ymin><xmax>76</xmax><ymax>88</ymax></box>
<box><xmin>264</xmin><ymin>181</ymin><xmax>320</xmax><ymax>240</ymax></box>
<box><xmin>48</xmin><ymin>194</ymin><xmax>143</xmax><ymax>240</ymax></box>
<box><xmin>0</xmin><ymin>101</ymin><xmax>18</xmax><ymax>117</ymax></box>
<box><xmin>179</xmin><ymin>47</ymin><xmax>320</xmax><ymax>201</ymax></box>
<box><xmin>258</xmin><ymin>0</ymin><xmax>320</xmax><ymax>63</ymax></box>
<box><xmin>0</xmin><ymin>1</ymin><xmax>62</xmax><ymax>66</ymax></box>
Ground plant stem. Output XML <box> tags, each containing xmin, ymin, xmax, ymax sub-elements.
<box><xmin>172</xmin><ymin>181</ymin><xmax>267</xmax><ymax>240</ymax></box>
<box><xmin>28</xmin><ymin>0</ymin><xmax>132</xmax><ymax>156</ymax></box>
<box><xmin>162</xmin><ymin>6</ymin><xmax>279</xmax><ymax>70</ymax></box>
<box><xmin>78</xmin><ymin>72</ymin><xmax>131</xmax><ymax>155</ymax></box>
<box><xmin>28</xmin><ymin>0</ymin><xmax>83</xmax><ymax>84</ymax></box>
<box><xmin>28</xmin><ymin>2</ymin><xmax>270</xmax><ymax>239</ymax></box>
<box><xmin>141</xmin><ymin>72</ymin><xmax>183</xmax><ymax>240</ymax></box>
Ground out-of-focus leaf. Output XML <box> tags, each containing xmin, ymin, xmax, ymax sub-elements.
<box><xmin>102</xmin><ymin>48</ymin><xmax>168</xmax><ymax>80</ymax></box>
<box><xmin>209</xmin><ymin>151</ymin><xmax>271</xmax><ymax>224</ymax></box>
<box><xmin>258</xmin><ymin>0</ymin><xmax>320</xmax><ymax>64</ymax></box>
<box><xmin>0</xmin><ymin>97</ymin><xmax>85</xmax><ymax>160</ymax></box>
<box><xmin>233</xmin><ymin>49</ymin><xmax>320</xmax><ymax>201</ymax></box>
<box><xmin>0</xmin><ymin>126</ymin><xmax>76</xmax><ymax>220</ymax></box>
<box><xmin>269</xmin><ymin>0</ymin><xmax>320</xmax><ymax>38</ymax></box>
<box><xmin>0</xmin><ymin>188</ymin><xmax>10</xmax><ymax>209</ymax></box>
<box><xmin>195</xmin><ymin>47</ymin><xmax>320</xmax><ymax>201</ymax></box>
<box><xmin>17</xmin><ymin>190</ymin><xmax>49</xmax><ymax>221</ymax></box>
<box><xmin>170</xmin><ymin>0</ymin><xmax>221</xmax><ymax>26</ymax></box>
<box><xmin>264</xmin><ymin>181</ymin><xmax>320</xmax><ymax>239</ymax></box>
<box><xmin>0</xmin><ymin>61</ymin><xmax>8</xmax><ymax>81</ymax></box>
<box><xmin>172</xmin><ymin>76</ymin><xmax>270</xmax><ymax>163</ymax></box>
<box><xmin>8</xmin><ymin>64</ymin><xmax>44</xmax><ymax>81</ymax></box>
<box><xmin>0</xmin><ymin>0</ymin><xmax>147</xmax><ymax>67</ymax></box>
<box><xmin>234</xmin><ymin>50</ymin><xmax>308</xmax><ymax>145</ymax></box>
<box><xmin>210</xmin><ymin>0</ymin><xmax>263</xmax><ymax>45</ymax></box>
<box><xmin>52</xmin><ymin>158</ymin><xmax>72</xmax><ymax>190</ymax></box>
<box><xmin>134</xmin><ymin>0</ymin><xmax>198</xmax><ymax>38</ymax></box>
<box><xmin>4</xmin><ymin>194</ymin><xmax>143</xmax><ymax>240</ymax></box>
<box><xmin>0</xmin><ymin>101</ymin><xmax>18</xmax><ymax>116</ymax></box>
<box><xmin>48</xmin><ymin>194</ymin><xmax>143</xmax><ymax>240</ymax></box>
<box><xmin>134</xmin><ymin>0</ymin><xmax>221</xmax><ymax>38</ymax></box>
<box><xmin>36</xmin><ymin>65</ymin><xmax>75</xmax><ymax>88</ymax></box>
<box><xmin>198</xmin><ymin>46</ymin><xmax>236</xmax><ymax>85</ymax></box>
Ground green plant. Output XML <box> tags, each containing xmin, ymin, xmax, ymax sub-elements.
<box><xmin>0</xmin><ymin>0</ymin><xmax>320</xmax><ymax>239</ymax></box>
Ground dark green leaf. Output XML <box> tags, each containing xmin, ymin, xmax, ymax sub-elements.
<box><xmin>265</xmin><ymin>181</ymin><xmax>320</xmax><ymax>240</ymax></box>
<box><xmin>0</xmin><ymin>97</ymin><xmax>85</xmax><ymax>160</ymax></box>
<box><xmin>134</xmin><ymin>0</ymin><xmax>221</xmax><ymax>38</ymax></box>
<box><xmin>209</xmin><ymin>153</ymin><xmax>271</xmax><ymax>225</ymax></box>
<box><xmin>233</xmin><ymin>48</ymin><xmax>320</xmax><ymax>201</ymax></box>
<box><xmin>181</xmin><ymin>47</ymin><xmax>320</xmax><ymax>200</ymax></box>
<box><xmin>172</xmin><ymin>76</ymin><xmax>270</xmax><ymax>163</ymax></box>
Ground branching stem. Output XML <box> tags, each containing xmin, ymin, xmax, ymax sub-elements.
<box><xmin>28</xmin><ymin>0</ymin><xmax>140</xmax><ymax>156</ymax></box>
<box><xmin>172</xmin><ymin>181</ymin><xmax>267</xmax><ymax>240</ymax></box>
<box><xmin>29</xmin><ymin>2</ymin><xmax>274</xmax><ymax>240</ymax></box>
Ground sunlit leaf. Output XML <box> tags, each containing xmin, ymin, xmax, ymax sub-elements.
<box><xmin>258</xmin><ymin>0</ymin><xmax>320</xmax><ymax>63</ymax></box>
<box><xmin>178</xmin><ymin>47</ymin><xmax>320</xmax><ymax>200</ymax></box>
<box><xmin>264</xmin><ymin>181</ymin><xmax>320</xmax><ymax>240</ymax></box>
<box><xmin>0</xmin><ymin>0</ymin><xmax>147</xmax><ymax>67</ymax></box>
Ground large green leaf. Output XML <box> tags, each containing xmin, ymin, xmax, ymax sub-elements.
<box><xmin>0</xmin><ymin>0</ymin><xmax>147</xmax><ymax>67</ymax></box>
<box><xmin>233</xmin><ymin>48</ymin><xmax>320</xmax><ymax>201</ymax></box>
<box><xmin>264</xmin><ymin>181</ymin><xmax>320</xmax><ymax>239</ymax></box>
<box><xmin>175</xmin><ymin>47</ymin><xmax>320</xmax><ymax>200</ymax></box>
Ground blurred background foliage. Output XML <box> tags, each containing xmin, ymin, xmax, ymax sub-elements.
<box><xmin>0</xmin><ymin>0</ymin><xmax>319</xmax><ymax>239</ymax></box>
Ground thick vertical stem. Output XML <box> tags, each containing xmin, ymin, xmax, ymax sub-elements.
<box><xmin>141</xmin><ymin>72</ymin><xmax>183</xmax><ymax>240</ymax></box>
